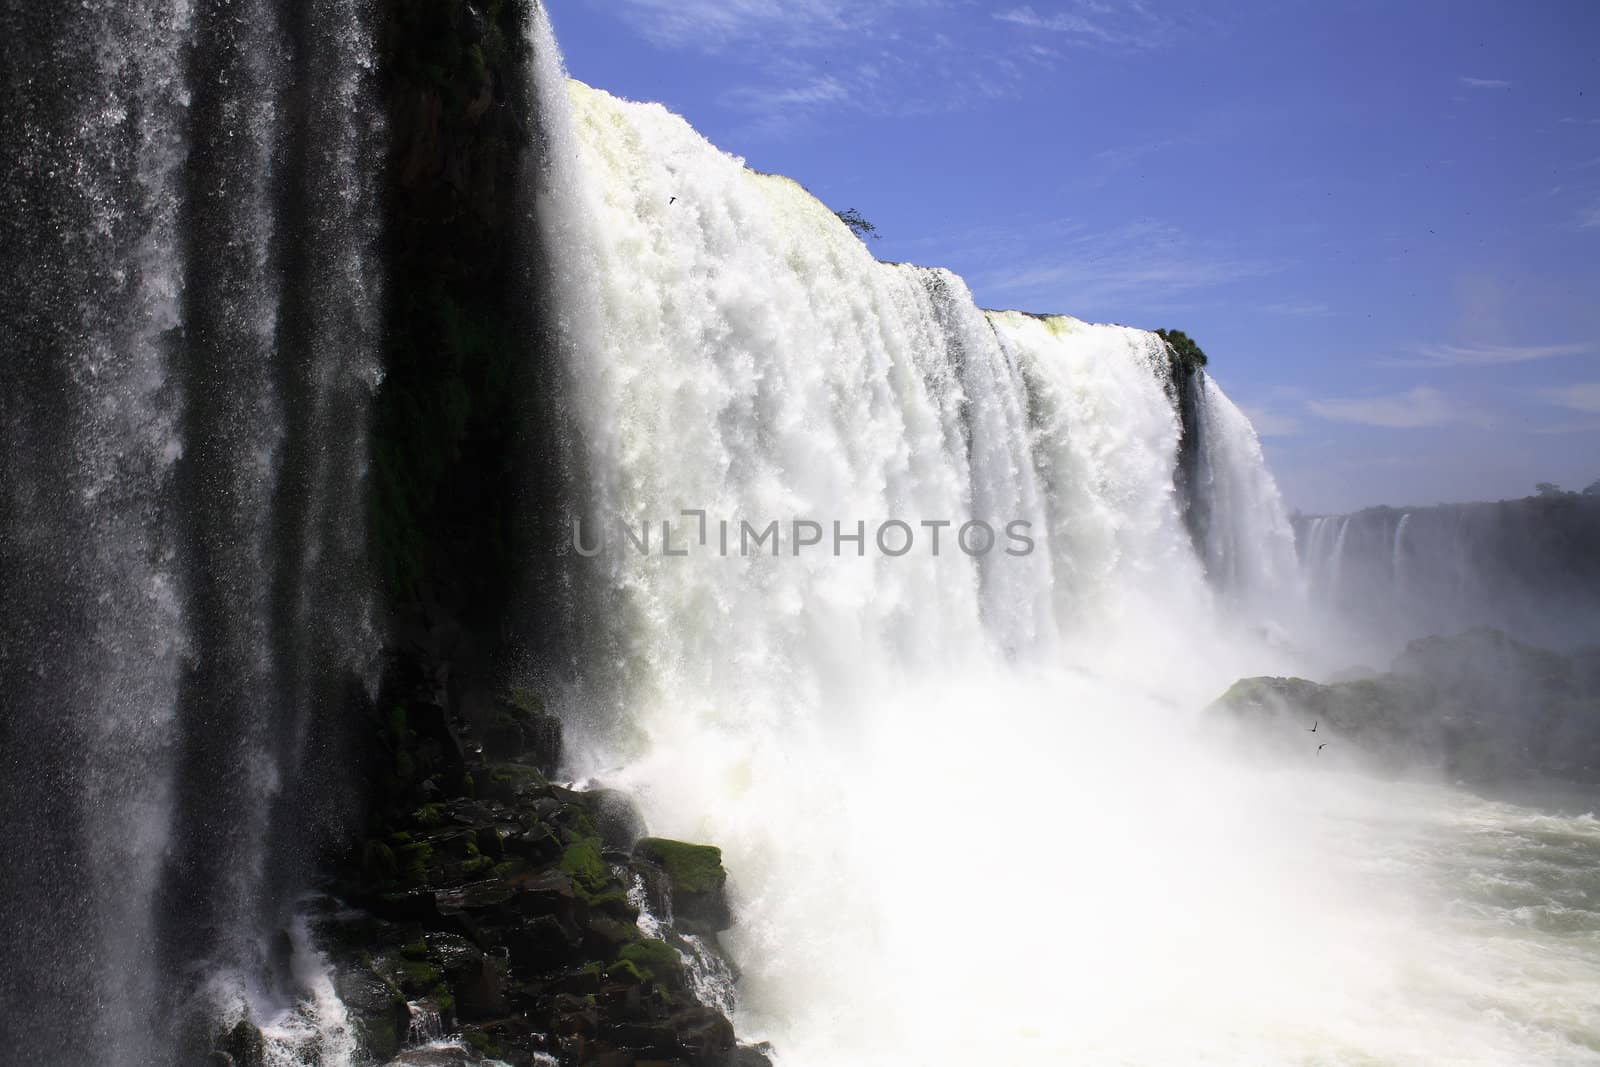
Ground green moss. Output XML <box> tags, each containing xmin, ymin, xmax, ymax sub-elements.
<box><xmin>489</xmin><ymin>857</ymin><xmax>527</xmax><ymax>880</ymax></box>
<box><xmin>583</xmin><ymin>888</ymin><xmax>637</xmax><ymax>916</ymax></box>
<box><xmin>463</xmin><ymin>1028</ymin><xmax>505</xmax><ymax>1059</ymax></box>
<box><xmin>634</xmin><ymin>838</ymin><xmax>726</xmax><ymax>895</ymax></box>
<box><xmin>618</xmin><ymin>938</ymin><xmax>679</xmax><ymax>978</ymax></box>
<box><xmin>604</xmin><ymin>958</ymin><xmax>649</xmax><ymax>984</ymax></box>
<box><xmin>461</xmin><ymin>854</ymin><xmax>495</xmax><ymax>876</ymax></box>
<box><xmin>413</xmin><ymin>803</ymin><xmax>445</xmax><ymax>828</ymax></box>
<box><xmin>560</xmin><ymin>837</ymin><xmax>609</xmax><ymax>894</ymax></box>
<box><xmin>361</xmin><ymin>840</ymin><xmax>398</xmax><ymax>882</ymax></box>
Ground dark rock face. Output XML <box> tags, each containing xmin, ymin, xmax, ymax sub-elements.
<box><xmin>317</xmin><ymin>685</ymin><xmax>763</xmax><ymax>1067</ymax></box>
<box><xmin>1211</xmin><ymin>627</ymin><xmax>1600</xmax><ymax>784</ymax></box>
<box><xmin>302</xmin><ymin>4</ymin><xmax>765</xmax><ymax>1064</ymax></box>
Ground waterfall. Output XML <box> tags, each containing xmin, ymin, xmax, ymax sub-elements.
<box><xmin>525</xmin><ymin>14</ymin><xmax>1329</xmax><ymax>1064</ymax></box>
<box><xmin>0</xmin><ymin>2</ymin><xmax>382</xmax><ymax>1062</ymax></box>
<box><xmin>1293</xmin><ymin>497</ymin><xmax>1600</xmax><ymax>658</ymax></box>
<box><xmin>1392</xmin><ymin>511</ymin><xmax>1411</xmax><ymax>587</ymax></box>
<box><xmin>1186</xmin><ymin>370</ymin><xmax>1302</xmax><ymax>620</ymax></box>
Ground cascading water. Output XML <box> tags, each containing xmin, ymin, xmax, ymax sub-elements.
<box><xmin>525</xmin><ymin>8</ymin><xmax>1600</xmax><ymax>1064</ymax></box>
<box><xmin>1295</xmin><ymin>496</ymin><xmax>1600</xmax><ymax>660</ymax></box>
<box><xmin>0</xmin><ymin>2</ymin><xmax>381</xmax><ymax>1063</ymax></box>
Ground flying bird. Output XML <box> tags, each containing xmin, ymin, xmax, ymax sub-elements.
<box><xmin>669</xmin><ymin>196</ymin><xmax>677</xmax><ymax>204</ymax></box>
<box><xmin>1307</xmin><ymin>721</ymin><xmax>1318</xmax><ymax>733</ymax></box>
<box><xmin>1318</xmin><ymin>743</ymin><xmax>1329</xmax><ymax>754</ymax></box>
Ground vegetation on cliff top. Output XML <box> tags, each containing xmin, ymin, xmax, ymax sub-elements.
<box><xmin>1157</xmin><ymin>328</ymin><xmax>1208</xmax><ymax>372</ymax></box>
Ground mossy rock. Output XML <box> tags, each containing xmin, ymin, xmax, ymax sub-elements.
<box><xmin>604</xmin><ymin>958</ymin><xmax>651</xmax><ymax>985</ymax></box>
<box><xmin>618</xmin><ymin>938</ymin><xmax>680</xmax><ymax>980</ymax></box>
<box><xmin>634</xmin><ymin>838</ymin><xmax>725</xmax><ymax>896</ymax></box>
<box><xmin>412</xmin><ymin>802</ymin><xmax>446</xmax><ymax>828</ymax></box>
<box><xmin>634</xmin><ymin>837</ymin><xmax>731</xmax><ymax>932</ymax></box>
<box><xmin>559</xmin><ymin>837</ymin><xmax>609</xmax><ymax>895</ymax></box>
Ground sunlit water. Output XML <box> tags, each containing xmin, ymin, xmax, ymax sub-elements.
<box><xmin>521</xmin><ymin>7</ymin><xmax>1600</xmax><ymax>1065</ymax></box>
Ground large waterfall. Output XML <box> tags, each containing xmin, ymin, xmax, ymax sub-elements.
<box><xmin>7</xmin><ymin>2</ymin><xmax>1600</xmax><ymax>1064</ymax></box>
<box><xmin>0</xmin><ymin>2</ymin><xmax>381</xmax><ymax>1063</ymax></box>
<box><xmin>521</xmin><ymin>11</ymin><xmax>1600</xmax><ymax>1065</ymax></box>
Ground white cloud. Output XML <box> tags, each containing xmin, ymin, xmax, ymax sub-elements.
<box><xmin>1534</xmin><ymin>382</ymin><xmax>1600</xmax><ymax>415</ymax></box>
<box><xmin>1579</xmin><ymin>202</ymin><xmax>1600</xmax><ymax>230</ymax></box>
<box><xmin>1308</xmin><ymin>387</ymin><xmax>1482</xmax><ymax>429</ymax></box>
<box><xmin>1385</xmin><ymin>341</ymin><xmax>1592</xmax><ymax>368</ymax></box>
<box><xmin>993</xmin><ymin>3</ymin><xmax>1172</xmax><ymax>49</ymax></box>
<box><xmin>1460</xmin><ymin>76</ymin><xmax>1512</xmax><ymax>90</ymax></box>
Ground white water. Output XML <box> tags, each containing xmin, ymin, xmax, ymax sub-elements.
<box><xmin>527</xmin><ymin>9</ymin><xmax>1600</xmax><ymax>1065</ymax></box>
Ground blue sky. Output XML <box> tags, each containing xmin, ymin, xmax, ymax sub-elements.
<box><xmin>546</xmin><ymin>0</ymin><xmax>1600</xmax><ymax>514</ymax></box>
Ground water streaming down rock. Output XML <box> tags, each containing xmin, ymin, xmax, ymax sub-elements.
<box><xmin>0</xmin><ymin>2</ymin><xmax>382</xmax><ymax>1062</ymax></box>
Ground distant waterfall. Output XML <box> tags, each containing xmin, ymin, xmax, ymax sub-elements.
<box><xmin>1295</xmin><ymin>497</ymin><xmax>1600</xmax><ymax>656</ymax></box>
<box><xmin>0</xmin><ymin>2</ymin><xmax>382</xmax><ymax>1063</ymax></box>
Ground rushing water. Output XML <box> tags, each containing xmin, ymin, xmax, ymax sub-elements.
<box><xmin>0</xmin><ymin>2</ymin><xmax>381</xmax><ymax>1062</ymax></box>
<box><xmin>6</xmin><ymin>1</ymin><xmax>1600</xmax><ymax>1062</ymax></box>
<box><xmin>524</xmin><ymin>8</ymin><xmax>1600</xmax><ymax>1065</ymax></box>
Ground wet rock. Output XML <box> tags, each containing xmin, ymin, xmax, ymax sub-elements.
<box><xmin>215</xmin><ymin>1019</ymin><xmax>264</xmax><ymax>1067</ymax></box>
<box><xmin>633</xmin><ymin>838</ymin><xmax>732</xmax><ymax>933</ymax></box>
<box><xmin>589</xmin><ymin>788</ymin><xmax>647</xmax><ymax>851</ymax></box>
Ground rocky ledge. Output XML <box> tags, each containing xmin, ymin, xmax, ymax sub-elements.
<box><xmin>1210</xmin><ymin>627</ymin><xmax>1600</xmax><ymax>784</ymax></box>
<box><xmin>213</xmin><ymin>687</ymin><xmax>771</xmax><ymax>1067</ymax></box>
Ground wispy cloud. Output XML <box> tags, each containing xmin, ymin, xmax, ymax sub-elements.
<box><xmin>993</xmin><ymin>3</ymin><xmax>1173</xmax><ymax>50</ymax></box>
<box><xmin>1579</xmin><ymin>201</ymin><xmax>1600</xmax><ymax>230</ymax></box>
<box><xmin>1460</xmin><ymin>75</ymin><xmax>1512</xmax><ymax>90</ymax></box>
<box><xmin>1383</xmin><ymin>341</ymin><xmax>1592</xmax><ymax>368</ymax></box>
<box><xmin>602</xmin><ymin>0</ymin><xmax>864</xmax><ymax>51</ymax></box>
<box><xmin>724</xmin><ymin>76</ymin><xmax>853</xmax><ymax>112</ymax></box>
<box><xmin>1308</xmin><ymin>387</ymin><xmax>1485</xmax><ymax>429</ymax></box>
<box><xmin>599</xmin><ymin>0</ymin><xmax>1068</xmax><ymax>127</ymax></box>
<box><xmin>976</xmin><ymin>218</ymin><xmax>1280</xmax><ymax>312</ymax></box>
<box><xmin>1534</xmin><ymin>382</ymin><xmax>1600</xmax><ymax>415</ymax></box>
<box><xmin>1261</xmin><ymin>300</ymin><xmax>1335</xmax><ymax>317</ymax></box>
<box><xmin>1560</xmin><ymin>116</ymin><xmax>1600</xmax><ymax>126</ymax></box>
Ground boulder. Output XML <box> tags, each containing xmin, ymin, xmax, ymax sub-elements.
<box><xmin>633</xmin><ymin>838</ymin><xmax>731</xmax><ymax>933</ymax></box>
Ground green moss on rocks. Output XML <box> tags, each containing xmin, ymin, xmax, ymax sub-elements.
<box><xmin>634</xmin><ymin>838</ymin><xmax>726</xmax><ymax>896</ymax></box>
<box><xmin>618</xmin><ymin>938</ymin><xmax>680</xmax><ymax>978</ymax></box>
<box><xmin>559</xmin><ymin>837</ymin><xmax>609</xmax><ymax>895</ymax></box>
